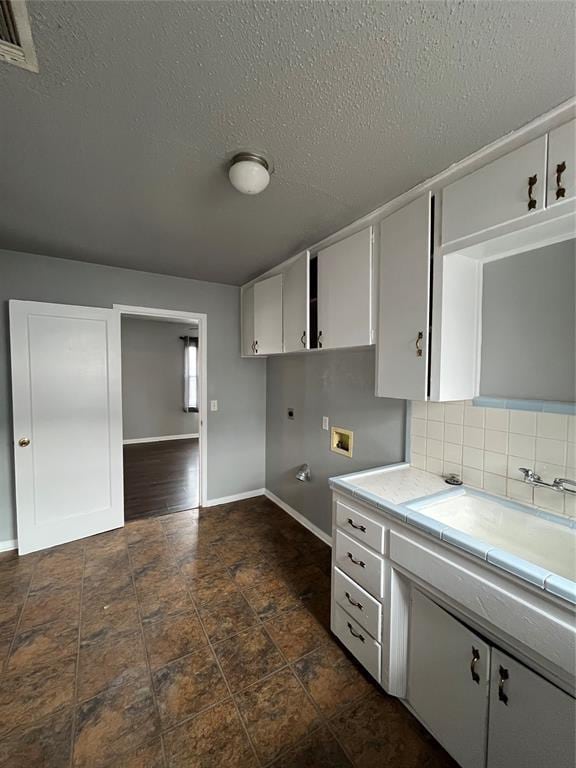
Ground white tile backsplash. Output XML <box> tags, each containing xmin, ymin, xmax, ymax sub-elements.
<box><xmin>484</xmin><ymin>429</ymin><xmax>508</xmax><ymax>454</ymax></box>
<box><xmin>535</xmin><ymin>436</ymin><xmax>566</xmax><ymax>465</ymax></box>
<box><xmin>463</xmin><ymin>446</ymin><xmax>484</xmax><ymax>470</ymax></box>
<box><xmin>508</xmin><ymin>433</ymin><xmax>535</xmax><ymax>460</ymax></box>
<box><xmin>537</xmin><ymin>412</ymin><xmax>568</xmax><ymax>441</ymax></box>
<box><xmin>484</xmin><ymin>407</ymin><xmax>509</xmax><ymax>432</ymax></box>
<box><xmin>444</xmin><ymin>423</ymin><xmax>463</xmax><ymax>445</ymax></box>
<box><xmin>509</xmin><ymin>410</ymin><xmax>537</xmax><ymax>436</ymax></box>
<box><xmin>463</xmin><ymin>425</ymin><xmax>484</xmax><ymax>449</ymax></box>
<box><xmin>411</xmin><ymin>418</ymin><xmax>427</xmax><ymax>438</ymax></box>
<box><xmin>409</xmin><ymin>401</ymin><xmax>573</xmax><ymax>519</ymax></box>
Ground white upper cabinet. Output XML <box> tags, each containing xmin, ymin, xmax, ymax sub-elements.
<box><xmin>253</xmin><ymin>274</ymin><xmax>283</xmax><ymax>355</ymax></box>
<box><xmin>487</xmin><ymin>649</ymin><xmax>576</xmax><ymax>768</ymax></box>
<box><xmin>317</xmin><ymin>227</ymin><xmax>373</xmax><ymax>350</ymax></box>
<box><xmin>376</xmin><ymin>194</ymin><xmax>431</xmax><ymax>401</ymax></box>
<box><xmin>241</xmin><ymin>284</ymin><xmax>255</xmax><ymax>356</ymax></box>
<box><xmin>283</xmin><ymin>252</ymin><xmax>309</xmax><ymax>352</ymax></box>
<box><xmin>547</xmin><ymin>118</ymin><xmax>576</xmax><ymax>207</ymax></box>
<box><xmin>441</xmin><ymin>135</ymin><xmax>547</xmax><ymax>245</ymax></box>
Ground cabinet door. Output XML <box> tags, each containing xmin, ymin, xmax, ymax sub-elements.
<box><xmin>376</xmin><ymin>194</ymin><xmax>431</xmax><ymax>400</ymax></box>
<box><xmin>241</xmin><ymin>285</ymin><xmax>255</xmax><ymax>356</ymax></box>
<box><xmin>253</xmin><ymin>274</ymin><xmax>283</xmax><ymax>355</ymax></box>
<box><xmin>408</xmin><ymin>590</ymin><xmax>490</xmax><ymax>768</ymax></box>
<box><xmin>442</xmin><ymin>136</ymin><xmax>547</xmax><ymax>245</ymax></box>
<box><xmin>283</xmin><ymin>253</ymin><xmax>309</xmax><ymax>352</ymax></box>
<box><xmin>317</xmin><ymin>227</ymin><xmax>373</xmax><ymax>349</ymax></box>
<box><xmin>487</xmin><ymin>649</ymin><xmax>576</xmax><ymax>768</ymax></box>
<box><xmin>547</xmin><ymin>118</ymin><xmax>576</xmax><ymax>207</ymax></box>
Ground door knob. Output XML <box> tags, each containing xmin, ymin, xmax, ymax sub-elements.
<box><xmin>18</xmin><ymin>438</ymin><xmax>31</xmax><ymax>447</ymax></box>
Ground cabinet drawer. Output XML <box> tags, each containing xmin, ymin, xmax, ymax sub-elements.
<box><xmin>332</xmin><ymin>602</ymin><xmax>381</xmax><ymax>682</ymax></box>
<box><xmin>336</xmin><ymin>498</ymin><xmax>385</xmax><ymax>553</ymax></box>
<box><xmin>335</xmin><ymin>529</ymin><xmax>384</xmax><ymax>598</ymax></box>
<box><xmin>333</xmin><ymin>567</ymin><xmax>382</xmax><ymax>640</ymax></box>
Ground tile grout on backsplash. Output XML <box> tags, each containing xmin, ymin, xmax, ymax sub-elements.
<box><xmin>410</xmin><ymin>401</ymin><xmax>576</xmax><ymax>519</ymax></box>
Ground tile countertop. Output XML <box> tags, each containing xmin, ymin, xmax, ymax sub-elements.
<box><xmin>329</xmin><ymin>463</ymin><xmax>576</xmax><ymax>606</ymax></box>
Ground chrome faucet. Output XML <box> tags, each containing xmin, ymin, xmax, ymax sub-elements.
<box><xmin>552</xmin><ymin>477</ymin><xmax>576</xmax><ymax>494</ymax></box>
<box><xmin>519</xmin><ymin>467</ymin><xmax>576</xmax><ymax>495</ymax></box>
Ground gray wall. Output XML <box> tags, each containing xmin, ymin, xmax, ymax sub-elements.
<box><xmin>121</xmin><ymin>319</ymin><xmax>199</xmax><ymax>440</ymax></box>
<box><xmin>480</xmin><ymin>239</ymin><xmax>576</xmax><ymax>402</ymax></box>
<box><xmin>266</xmin><ymin>348</ymin><xmax>406</xmax><ymax>536</ymax></box>
<box><xmin>0</xmin><ymin>249</ymin><xmax>266</xmax><ymax>542</ymax></box>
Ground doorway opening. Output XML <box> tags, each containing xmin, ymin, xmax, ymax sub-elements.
<box><xmin>114</xmin><ymin>305</ymin><xmax>208</xmax><ymax>521</ymax></box>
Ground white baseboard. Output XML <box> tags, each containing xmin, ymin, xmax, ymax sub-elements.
<box><xmin>264</xmin><ymin>489</ymin><xmax>332</xmax><ymax>547</ymax></box>
<box><xmin>203</xmin><ymin>488</ymin><xmax>266</xmax><ymax>508</ymax></box>
<box><xmin>0</xmin><ymin>539</ymin><xmax>17</xmax><ymax>553</ymax></box>
<box><xmin>123</xmin><ymin>433</ymin><xmax>199</xmax><ymax>445</ymax></box>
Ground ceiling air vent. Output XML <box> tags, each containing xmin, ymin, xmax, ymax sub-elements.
<box><xmin>0</xmin><ymin>0</ymin><xmax>38</xmax><ymax>72</ymax></box>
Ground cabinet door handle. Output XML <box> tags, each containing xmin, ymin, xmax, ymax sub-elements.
<box><xmin>415</xmin><ymin>331</ymin><xmax>423</xmax><ymax>357</ymax></box>
<box><xmin>300</xmin><ymin>330</ymin><xmax>306</xmax><ymax>347</ymax></box>
<box><xmin>556</xmin><ymin>161</ymin><xmax>567</xmax><ymax>200</ymax></box>
<box><xmin>251</xmin><ymin>341</ymin><xmax>256</xmax><ymax>353</ymax></box>
<box><xmin>527</xmin><ymin>174</ymin><xmax>538</xmax><ymax>211</ymax></box>
<box><xmin>347</xmin><ymin>621</ymin><xmax>365</xmax><ymax>642</ymax></box>
<box><xmin>498</xmin><ymin>665</ymin><xmax>509</xmax><ymax>705</ymax></box>
<box><xmin>346</xmin><ymin>552</ymin><xmax>365</xmax><ymax>568</ymax></box>
<box><xmin>254</xmin><ymin>340</ymin><xmax>259</xmax><ymax>354</ymax></box>
<box><xmin>470</xmin><ymin>647</ymin><xmax>480</xmax><ymax>684</ymax></box>
<box><xmin>347</xmin><ymin>517</ymin><xmax>366</xmax><ymax>533</ymax></box>
<box><xmin>317</xmin><ymin>330</ymin><xmax>323</xmax><ymax>348</ymax></box>
<box><xmin>345</xmin><ymin>591</ymin><xmax>363</xmax><ymax>610</ymax></box>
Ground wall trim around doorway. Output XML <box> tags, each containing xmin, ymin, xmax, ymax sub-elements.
<box><xmin>114</xmin><ymin>303</ymin><xmax>208</xmax><ymax>508</ymax></box>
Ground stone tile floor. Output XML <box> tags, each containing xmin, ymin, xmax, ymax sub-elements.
<box><xmin>0</xmin><ymin>496</ymin><xmax>457</xmax><ymax>767</ymax></box>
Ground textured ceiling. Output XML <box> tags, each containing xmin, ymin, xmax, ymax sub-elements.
<box><xmin>0</xmin><ymin>1</ymin><xmax>574</xmax><ymax>285</ymax></box>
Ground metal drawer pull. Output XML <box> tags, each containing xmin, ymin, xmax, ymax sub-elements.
<box><xmin>347</xmin><ymin>622</ymin><xmax>365</xmax><ymax>642</ymax></box>
<box><xmin>254</xmin><ymin>340</ymin><xmax>259</xmax><ymax>354</ymax></box>
<box><xmin>470</xmin><ymin>647</ymin><xmax>480</xmax><ymax>684</ymax></box>
<box><xmin>347</xmin><ymin>517</ymin><xmax>366</xmax><ymax>533</ymax></box>
<box><xmin>527</xmin><ymin>174</ymin><xmax>538</xmax><ymax>210</ymax></box>
<box><xmin>346</xmin><ymin>552</ymin><xmax>365</xmax><ymax>568</ymax></box>
<box><xmin>300</xmin><ymin>330</ymin><xmax>306</xmax><ymax>347</ymax></box>
<box><xmin>345</xmin><ymin>591</ymin><xmax>363</xmax><ymax>610</ymax></box>
<box><xmin>556</xmin><ymin>161</ymin><xmax>566</xmax><ymax>199</ymax></box>
<box><xmin>317</xmin><ymin>330</ymin><xmax>323</xmax><ymax>348</ymax></box>
<box><xmin>498</xmin><ymin>665</ymin><xmax>509</xmax><ymax>705</ymax></box>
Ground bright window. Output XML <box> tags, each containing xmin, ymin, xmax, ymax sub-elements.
<box><xmin>184</xmin><ymin>338</ymin><xmax>198</xmax><ymax>412</ymax></box>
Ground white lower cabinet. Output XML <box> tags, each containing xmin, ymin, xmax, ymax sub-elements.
<box><xmin>487</xmin><ymin>649</ymin><xmax>576</xmax><ymax>768</ymax></box>
<box><xmin>408</xmin><ymin>590</ymin><xmax>490</xmax><ymax>768</ymax></box>
<box><xmin>408</xmin><ymin>589</ymin><xmax>576</xmax><ymax>768</ymax></box>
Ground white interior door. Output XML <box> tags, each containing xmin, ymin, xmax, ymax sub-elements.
<box><xmin>10</xmin><ymin>300</ymin><xmax>124</xmax><ymax>555</ymax></box>
<box><xmin>253</xmin><ymin>274</ymin><xmax>283</xmax><ymax>354</ymax></box>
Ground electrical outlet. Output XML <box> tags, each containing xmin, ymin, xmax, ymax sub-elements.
<box><xmin>210</xmin><ymin>400</ymin><xmax>218</xmax><ymax>412</ymax></box>
<box><xmin>322</xmin><ymin>416</ymin><xmax>329</xmax><ymax>430</ymax></box>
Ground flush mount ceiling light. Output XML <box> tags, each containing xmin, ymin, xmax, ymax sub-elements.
<box><xmin>228</xmin><ymin>152</ymin><xmax>271</xmax><ymax>195</ymax></box>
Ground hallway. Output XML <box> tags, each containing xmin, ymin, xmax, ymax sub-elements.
<box><xmin>123</xmin><ymin>438</ymin><xmax>199</xmax><ymax>522</ymax></box>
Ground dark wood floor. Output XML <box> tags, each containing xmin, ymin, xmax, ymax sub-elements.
<box><xmin>123</xmin><ymin>438</ymin><xmax>199</xmax><ymax>522</ymax></box>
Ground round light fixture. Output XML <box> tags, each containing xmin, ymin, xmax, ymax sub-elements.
<box><xmin>228</xmin><ymin>152</ymin><xmax>271</xmax><ymax>195</ymax></box>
